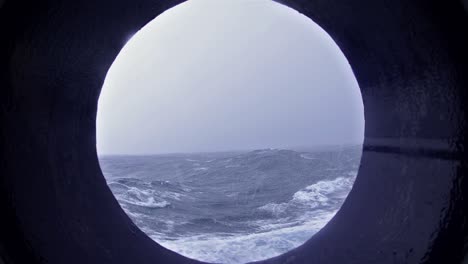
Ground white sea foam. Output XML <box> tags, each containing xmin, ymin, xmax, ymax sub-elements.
<box><xmin>119</xmin><ymin>196</ymin><xmax>170</xmax><ymax>208</ymax></box>
<box><xmin>148</xmin><ymin>176</ymin><xmax>356</xmax><ymax>264</ymax></box>
<box><xmin>149</xmin><ymin>209</ymin><xmax>336</xmax><ymax>264</ymax></box>
<box><xmin>297</xmin><ymin>177</ymin><xmax>354</xmax><ymax>201</ymax></box>
<box><xmin>116</xmin><ymin>187</ymin><xmax>170</xmax><ymax>208</ymax></box>
<box><xmin>258</xmin><ymin>203</ymin><xmax>289</xmax><ymax>217</ymax></box>
<box><xmin>259</xmin><ymin>176</ymin><xmax>355</xmax><ymax>216</ymax></box>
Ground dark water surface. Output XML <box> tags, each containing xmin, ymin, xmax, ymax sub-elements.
<box><xmin>99</xmin><ymin>146</ymin><xmax>361</xmax><ymax>263</ymax></box>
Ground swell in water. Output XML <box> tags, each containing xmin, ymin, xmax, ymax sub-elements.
<box><xmin>100</xmin><ymin>146</ymin><xmax>361</xmax><ymax>263</ymax></box>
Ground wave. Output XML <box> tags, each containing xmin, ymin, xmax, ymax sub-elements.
<box><xmin>293</xmin><ymin>176</ymin><xmax>355</xmax><ymax>202</ymax></box>
<box><xmin>119</xmin><ymin>196</ymin><xmax>170</xmax><ymax>208</ymax></box>
<box><xmin>258</xmin><ymin>175</ymin><xmax>355</xmax><ymax>216</ymax></box>
<box><xmin>108</xmin><ymin>177</ymin><xmax>189</xmax><ymax>207</ymax></box>
<box><xmin>113</xmin><ymin>186</ymin><xmax>170</xmax><ymax>209</ymax></box>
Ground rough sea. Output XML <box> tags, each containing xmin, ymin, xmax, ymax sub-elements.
<box><xmin>99</xmin><ymin>146</ymin><xmax>362</xmax><ymax>263</ymax></box>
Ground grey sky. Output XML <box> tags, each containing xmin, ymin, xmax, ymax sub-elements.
<box><xmin>96</xmin><ymin>0</ymin><xmax>364</xmax><ymax>155</ymax></box>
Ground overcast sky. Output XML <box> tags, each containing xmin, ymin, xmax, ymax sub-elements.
<box><xmin>96</xmin><ymin>0</ymin><xmax>364</xmax><ymax>155</ymax></box>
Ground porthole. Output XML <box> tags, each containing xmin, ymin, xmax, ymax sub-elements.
<box><xmin>97</xmin><ymin>0</ymin><xmax>364</xmax><ymax>262</ymax></box>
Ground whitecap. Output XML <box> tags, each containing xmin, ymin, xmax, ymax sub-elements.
<box><xmin>258</xmin><ymin>175</ymin><xmax>356</xmax><ymax>216</ymax></box>
<box><xmin>115</xmin><ymin>187</ymin><xmax>170</xmax><ymax>208</ymax></box>
<box><xmin>119</xmin><ymin>196</ymin><xmax>170</xmax><ymax>208</ymax></box>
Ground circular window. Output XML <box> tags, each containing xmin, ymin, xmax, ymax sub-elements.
<box><xmin>97</xmin><ymin>0</ymin><xmax>364</xmax><ymax>263</ymax></box>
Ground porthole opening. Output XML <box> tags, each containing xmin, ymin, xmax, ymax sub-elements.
<box><xmin>97</xmin><ymin>0</ymin><xmax>365</xmax><ymax>263</ymax></box>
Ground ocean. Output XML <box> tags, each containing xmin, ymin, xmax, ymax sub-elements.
<box><xmin>99</xmin><ymin>146</ymin><xmax>361</xmax><ymax>263</ymax></box>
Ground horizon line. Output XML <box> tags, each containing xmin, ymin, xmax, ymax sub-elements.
<box><xmin>97</xmin><ymin>142</ymin><xmax>363</xmax><ymax>156</ymax></box>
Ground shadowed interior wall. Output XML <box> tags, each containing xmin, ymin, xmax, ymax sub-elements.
<box><xmin>0</xmin><ymin>0</ymin><xmax>467</xmax><ymax>264</ymax></box>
